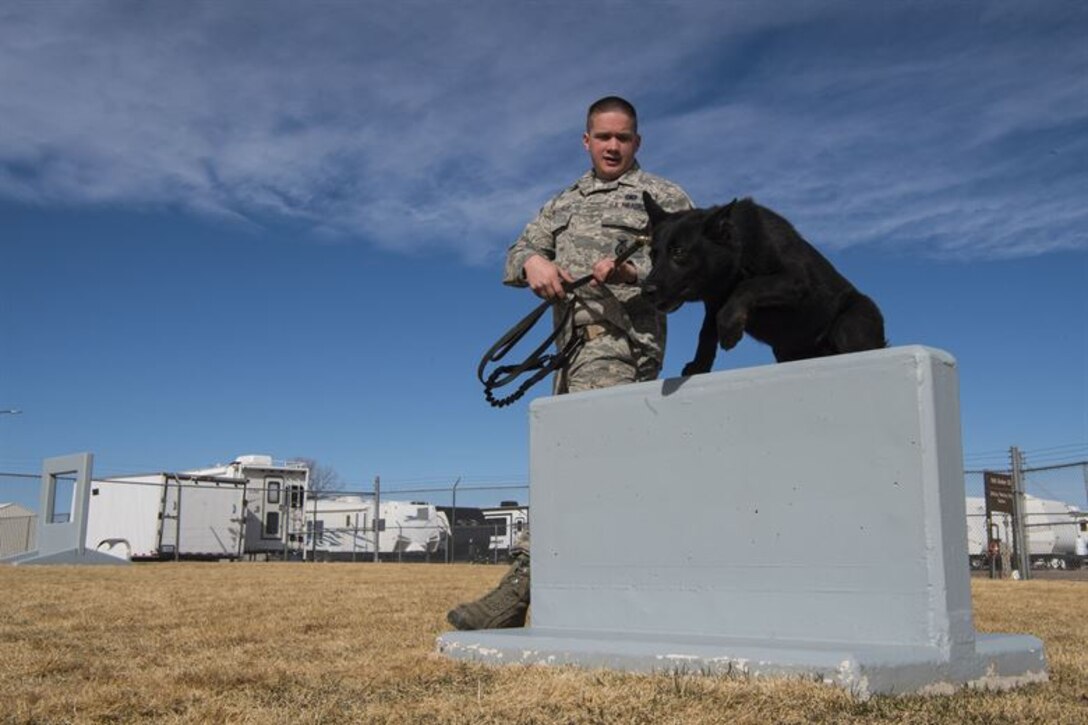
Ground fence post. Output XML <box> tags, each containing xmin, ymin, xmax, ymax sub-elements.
<box><xmin>373</xmin><ymin>475</ymin><xmax>380</xmax><ymax>563</ymax></box>
<box><xmin>310</xmin><ymin>499</ymin><xmax>318</xmax><ymax>562</ymax></box>
<box><xmin>1010</xmin><ymin>446</ymin><xmax>1031</xmax><ymax>580</ymax></box>
<box><xmin>174</xmin><ymin>475</ymin><xmax>182</xmax><ymax>562</ymax></box>
<box><xmin>238</xmin><ymin>480</ymin><xmax>249</xmax><ymax>560</ymax></box>
<box><xmin>351</xmin><ymin>513</ymin><xmax>358</xmax><ymax>563</ymax></box>
<box><xmin>1082</xmin><ymin>462</ymin><xmax>1088</xmax><ymax>509</ymax></box>
<box><xmin>450</xmin><ymin>477</ymin><xmax>459</xmax><ymax>564</ymax></box>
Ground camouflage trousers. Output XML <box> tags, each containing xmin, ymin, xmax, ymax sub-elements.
<box><xmin>512</xmin><ymin>530</ymin><xmax>530</xmax><ymax>558</ymax></box>
<box><xmin>554</xmin><ymin>320</ymin><xmax>661</xmax><ymax>394</ymax></box>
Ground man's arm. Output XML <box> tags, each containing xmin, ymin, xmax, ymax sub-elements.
<box><xmin>504</xmin><ymin>199</ymin><xmax>574</xmax><ymax>301</ymax></box>
<box><xmin>504</xmin><ymin>200</ymin><xmax>558</xmax><ymax>287</ymax></box>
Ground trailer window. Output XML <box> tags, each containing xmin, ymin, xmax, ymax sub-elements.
<box><xmin>264</xmin><ymin>511</ymin><xmax>280</xmax><ymax>537</ymax></box>
<box><xmin>267</xmin><ymin>481</ymin><xmax>281</xmax><ymax>505</ymax></box>
<box><xmin>489</xmin><ymin>519</ymin><xmax>507</xmax><ymax>537</ymax></box>
<box><xmin>306</xmin><ymin>519</ymin><xmax>325</xmax><ymax>544</ymax></box>
<box><xmin>288</xmin><ymin>484</ymin><xmax>304</xmax><ymax>509</ymax></box>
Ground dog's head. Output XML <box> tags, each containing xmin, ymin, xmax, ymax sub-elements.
<box><xmin>640</xmin><ymin>192</ymin><xmax>744</xmax><ymax>313</ymax></box>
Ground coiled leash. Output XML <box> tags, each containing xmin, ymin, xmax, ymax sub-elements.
<box><xmin>478</xmin><ymin>238</ymin><xmax>645</xmax><ymax>408</ymax></box>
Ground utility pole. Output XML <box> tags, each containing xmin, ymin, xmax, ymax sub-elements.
<box><xmin>1010</xmin><ymin>446</ymin><xmax>1031</xmax><ymax>580</ymax></box>
<box><xmin>1082</xmin><ymin>462</ymin><xmax>1088</xmax><ymax>509</ymax></box>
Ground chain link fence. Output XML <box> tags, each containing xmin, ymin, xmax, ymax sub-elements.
<box><xmin>1022</xmin><ymin>461</ymin><xmax>1088</xmax><ymax>508</ymax></box>
<box><xmin>1</xmin><ymin>470</ymin><xmax>529</xmax><ymax>564</ymax></box>
<box><xmin>6</xmin><ymin>459</ymin><xmax>1081</xmax><ymax>569</ymax></box>
<box><xmin>965</xmin><ymin>460</ymin><xmax>1087</xmax><ymax>573</ymax></box>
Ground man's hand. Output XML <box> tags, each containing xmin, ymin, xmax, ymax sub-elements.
<box><xmin>524</xmin><ymin>255</ymin><xmax>575</xmax><ymax>301</ymax></box>
<box><xmin>591</xmin><ymin>257</ymin><xmax>638</xmax><ymax>286</ymax></box>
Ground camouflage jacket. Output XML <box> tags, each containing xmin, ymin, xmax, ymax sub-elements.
<box><xmin>504</xmin><ymin>163</ymin><xmax>693</xmax><ymax>364</ymax></box>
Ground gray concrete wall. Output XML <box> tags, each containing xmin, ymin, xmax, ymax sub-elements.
<box><xmin>439</xmin><ymin>347</ymin><xmax>1045</xmax><ymax>697</ymax></box>
<box><xmin>529</xmin><ymin>347</ymin><xmax>971</xmax><ymax>649</ymax></box>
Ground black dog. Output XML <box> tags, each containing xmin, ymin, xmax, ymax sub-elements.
<box><xmin>641</xmin><ymin>192</ymin><xmax>887</xmax><ymax>376</ymax></box>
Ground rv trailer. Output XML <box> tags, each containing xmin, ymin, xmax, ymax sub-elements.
<box><xmin>966</xmin><ymin>494</ymin><xmax>1088</xmax><ymax>570</ymax></box>
<box><xmin>303</xmin><ymin>496</ymin><xmax>447</xmax><ymax>560</ymax></box>
<box><xmin>481</xmin><ymin>500</ymin><xmax>529</xmax><ymax>558</ymax></box>
<box><xmin>204</xmin><ymin>455</ymin><xmax>310</xmax><ymax>558</ymax></box>
<box><xmin>435</xmin><ymin>505</ymin><xmax>494</xmax><ymax>563</ymax></box>
<box><xmin>85</xmin><ymin>455</ymin><xmax>310</xmax><ymax>561</ymax></box>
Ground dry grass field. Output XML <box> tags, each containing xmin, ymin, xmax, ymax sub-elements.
<box><xmin>0</xmin><ymin>562</ymin><xmax>1085</xmax><ymax>724</ymax></box>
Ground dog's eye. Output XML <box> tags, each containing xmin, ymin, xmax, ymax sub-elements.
<box><xmin>669</xmin><ymin>245</ymin><xmax>687</xmax><ymax>263</ymax></box>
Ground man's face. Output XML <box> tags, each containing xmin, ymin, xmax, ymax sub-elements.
<box><xmin>583</xmin><ymin>110</ymin><xmax>640</xmax><ymax>181</ymax></box>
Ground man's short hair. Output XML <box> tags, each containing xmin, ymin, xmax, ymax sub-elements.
<box><xmin>586</xmin><ymin>96</ymin><xmax>638</xmax><ymax>133</ymax></box>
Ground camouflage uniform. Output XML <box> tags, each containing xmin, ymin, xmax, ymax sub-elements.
<box><xmin>446</xmin><ymin>164</ymin><xmax>692</xmax><ymax>632</ymax></box>
<box><xmin>504</xmin><ymin>163</ymin><xmax>693</xmax><ymax>392</ymax></box>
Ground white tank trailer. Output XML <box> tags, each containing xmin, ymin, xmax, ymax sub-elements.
<box><xmin>966</xmin><ymin>494</ymin><xmax>1088</xmax><ymax>570</ymax></box>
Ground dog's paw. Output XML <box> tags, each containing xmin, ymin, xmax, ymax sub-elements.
<box><xmin>717</xmin><ymin>314</ymin><xmax>746</xmax><ymax>350</ymax></box>
<box><xmin>681</xmin><ymin>360</ymin><xmax>712</xmax><ymax>376</ymax></box>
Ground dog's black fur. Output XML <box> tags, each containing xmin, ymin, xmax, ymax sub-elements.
<box><xmin>641</xmin><ymin>192</ymin><xmax>887</xmax><ymax>376</ymax></box>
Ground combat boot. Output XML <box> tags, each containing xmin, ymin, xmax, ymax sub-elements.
<box><xmin>446</xmin><ymin>553</ymin><xmax>530</xmax><ymax>630</ymax></box>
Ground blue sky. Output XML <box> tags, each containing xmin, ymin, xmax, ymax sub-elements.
<box><xmin>2</xmin><ymin>1</ymin><xmax>1086</xmax><ymax>509</ymax></box>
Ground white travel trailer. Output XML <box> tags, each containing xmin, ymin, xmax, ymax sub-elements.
<box><xmin>191</xmin><ymin>455</ymin><xmax>310</xmax><ymax>558</ymax></box>
<box><xmin>303</xmin><ymin>496</ymin><xmax>447</xmax><ymax>560</ymax></box>
<box><xmin>481</xmin><ymin>500</ymin><xmax>529</xmax><ymax>556</ymax></box>
<box><xmin>86</xmin><ymin>472</ymin><xmax>246</xmax><ymax>560</ymax></box>
<box><xmin>966</xmin><ymin>494</ymin><xmax>1087</xmax><ymax>569</ymax></box>
<box><xmin>85</xmin><ymin>455</ymin><xmax>309</xmax><ymax>560</ymax></box>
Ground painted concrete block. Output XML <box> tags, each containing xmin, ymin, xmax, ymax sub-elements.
<box><xmin>438</xmin><ymin>346</ymin><xmax>1046</xmax><ymax>698</ymax></box>
<box><xmin>4</xmin><ymin>453</ymin><xmax>128</xmax><ymax>566</ymax></box>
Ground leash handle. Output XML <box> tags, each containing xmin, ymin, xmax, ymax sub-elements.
<box><xmin>478</xmin><ymin>237</ymin><xmax>649</xmax><ymax>407</ymax></box>
<box><xmin>560</xmin><ymin>235</ymin><xmax>646</xmax><ymax>294</ymax></box>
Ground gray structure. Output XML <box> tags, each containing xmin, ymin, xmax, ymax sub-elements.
<box><xmin>438</xmin><ymin>347</ymin><xmax>1046</xmax><ymax>698</ymax></box>
<box><xmin>3</xmin><ymin>453</ymin><xmax>127</xmax><ymax>566</ymax></box>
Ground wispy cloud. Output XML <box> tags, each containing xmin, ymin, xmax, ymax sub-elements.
<box><xmin>1</xmin><ymin>1</ymin><xmax>1085</xmax><ymax>261</ymax></box>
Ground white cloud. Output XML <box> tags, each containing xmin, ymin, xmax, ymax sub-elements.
<box><xmin>1</xmin><ymin>1</ymin><xmax>1085</xmax><ymax>262</ymax></box>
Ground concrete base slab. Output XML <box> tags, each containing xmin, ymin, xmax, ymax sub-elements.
<box><xmin>437</xmin><ymin>628</ymin><xmax>1047</xmax><ymax>699</ymax></box>
<box><xmin>4</xmin><ymin>547</ymin><xmax>129</xmax><ymax>566</ymax></box>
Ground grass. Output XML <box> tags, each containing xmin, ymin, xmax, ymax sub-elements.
<box><xmin>0</xmin><ymin>563</ymin><xmax>1084</xmax><ymax>723</ymax></box>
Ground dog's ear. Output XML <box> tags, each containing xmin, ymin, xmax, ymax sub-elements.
<box><xmin>729</xmin><ymin>198</ymin><xmax>762</xmax><ymax>245</ymax></box>
<box><xmin>642</xmin><ymin>192</ymin><xmax>670</xmax><ymax>227</ymax></box>
<box><xmin>702</xmin><ymin>199</ymin><xmax>737</xmax><ymax>242</ymax></box>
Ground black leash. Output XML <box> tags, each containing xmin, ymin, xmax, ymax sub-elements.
<box><xmin>478</xmin><ymin>239</ymin><xmax>645</xmax><ymax>408</ymax></box>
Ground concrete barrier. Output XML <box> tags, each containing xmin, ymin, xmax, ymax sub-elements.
<box><xmin>438</xmin><ymin>346</ymin><xmax>1046</xmax><ymax>698</ymax></box>
<box><xmin>4</xmin><ymin>453</ymin><xmax>128</xmax><ymax>566</ymax></box>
